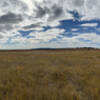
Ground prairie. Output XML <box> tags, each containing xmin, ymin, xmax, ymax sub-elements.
<box><xmin>0</xmin><ymin>49</ymin><xmax>100</xmax><ymax>100</ymax></box>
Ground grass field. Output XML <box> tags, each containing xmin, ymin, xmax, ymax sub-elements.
<box><xmin>0</xmin><ymin>49</ymin><xmax>100</xmax><ymax>100</ymax></box>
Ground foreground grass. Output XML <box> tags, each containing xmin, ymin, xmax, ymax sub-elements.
<box><xmin>0</xmin><ymin>50</ymin><xmax>100</xmax><ymax>100</ymax></box>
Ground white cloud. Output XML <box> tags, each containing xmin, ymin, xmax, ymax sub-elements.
<box><xmin>62</xmin><ymin>33</ymin><xmax>100</xmax><ymax>44</ymax></box>
<box><xmin>71</xmin><ymin>28</ymin><xmax>78</xmax><ymax>32</ymax></box>
<box><xmin>10</xmin><ymin>28</ymin><xmax>65</xmax><ymax>44</ymax></box>
<box><xmin>29</xmin><ymin>28</ymin><xmax>65</xmax><ymax>42</ymax></box>
<box><xmin>0</xmin><ymin>0</ymin><xmax>100</xmax><ymax>33</ymax></box>
<box><xmin>81</xmin><ymin>23</ymin><xmax>98</xmax><ymax>27</ymax></box>
<box><xmin>76</xmin><ymin>33</ymin><xmax>100</xmax><ymax>43</ymax></box>
<box><xmin>0</xmin><ymin>0</ymin><xmax>100</xmax><ymax>49</ymax></box>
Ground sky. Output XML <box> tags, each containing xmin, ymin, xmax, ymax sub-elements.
<box><xmin>0</xmin><ymin>0</ymin><xmax>100</xmax><ymax>49</ymax></box>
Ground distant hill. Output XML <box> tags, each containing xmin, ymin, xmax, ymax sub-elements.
<box><xmin>32</xmin><ymin>47</ymin><xmax>100</xmax><ymax>50</ymax></box>
<box><xmin>0</xmin><ymin>47</ymin><xmax>99</xmax><ymax>52</ymax></box>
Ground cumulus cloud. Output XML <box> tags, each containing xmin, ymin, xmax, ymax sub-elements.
<box><xmin>0</xmin><ymin>0</ymin><xmax>100</xmax><ymax>49</ymax></box>
<box><xmin>0</xmin><ymin>0</ymin><xmax>100</xmax><ymax>31</ymax></box>
<box><xmin>11</xmin><ymin>28</ymin><xmax>65</xmax><ymax>44</ymax></box>
<box><xmin>62</xmin><ymin>33</ymin><xmax>100</xmax><ymax>44</ymax></box>
<box><xmin>81</xmin><ymin>23</ymin><xmax>98</xmax><ymax>27</ymax></box>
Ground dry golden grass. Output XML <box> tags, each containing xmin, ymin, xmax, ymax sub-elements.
<box><xmin>0</xmin><ymin>50</ymin><xmax>100</xmax><ymax>100</ymax></box>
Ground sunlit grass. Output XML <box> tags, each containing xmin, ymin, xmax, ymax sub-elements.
<box><xmin>0</xmin><ymin>50</ymin><xmax>99</xmax><ymax>100</ymax></box>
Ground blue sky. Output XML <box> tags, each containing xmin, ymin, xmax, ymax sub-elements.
<box><xmin>0</xmin><ymin>0</ymin><xmax>100</xmax><ymax>49</ymax></box>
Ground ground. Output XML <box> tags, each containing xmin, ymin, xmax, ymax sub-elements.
<box><xmin>0</xmin><ymin>49</ymin><xmax>100</xmax><ymax>100</ymax></box>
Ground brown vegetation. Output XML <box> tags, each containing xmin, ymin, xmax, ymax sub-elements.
<box><xmin>0</xmin><ymin>49</ymin><xmax>100</xmax><ymax>100</ymax></box>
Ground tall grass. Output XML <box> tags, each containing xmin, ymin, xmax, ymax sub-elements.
<box><xmin>0</xmin><ymin>50</ymin><xmax>99</xmax><ymax>100</ymax></box>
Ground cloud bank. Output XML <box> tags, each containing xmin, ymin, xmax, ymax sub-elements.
<box><xmin>0</xmin><ymin>0</ymin><xmax>100</xmax><ymax>49</ymax></box>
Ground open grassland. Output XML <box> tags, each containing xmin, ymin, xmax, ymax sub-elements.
<box><xmin>0</xmin><ymin>50</ymin><xmax>100</xmax><ymax>100</ymax></box>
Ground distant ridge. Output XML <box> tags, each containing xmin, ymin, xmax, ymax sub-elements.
<box><xmin>0</xmin><ymin>47</ymin><xmax>99</xmax><ymax>52</ymax></box>
<box><xmin>31</xmin><ymin>47</ymin><xmax>100</xmax><ymax>51</ymax></box>
<box><xmin>32</xmin><ymin>47</ymin><xmax>99</xmax><ymax>50</ymax></box>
